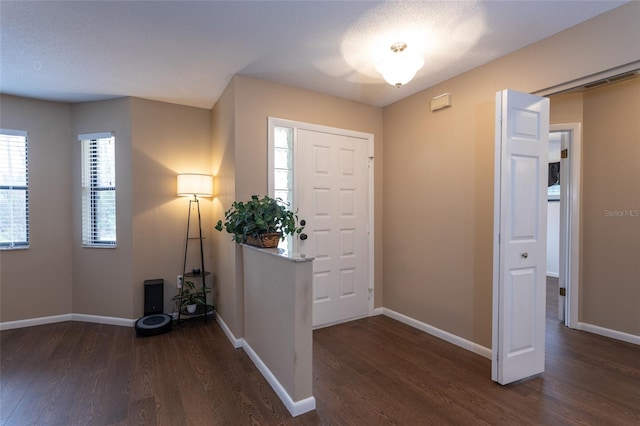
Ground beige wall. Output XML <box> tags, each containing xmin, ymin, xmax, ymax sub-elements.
<box><xmin>383</xmin><ymin>2</ymin><xmax>640</xmax><ymax>348</ymax></box>
<box><xmin>131</xmin><ymin>98</ymin><xmax>212</xmax><ymax>318</ymax></box>
<box><xmin>550</xmin><ymin>92</ymin><xmax>584</xmax><ymax>124</ymax></box>
<box><xmin>242</xmin><ymin>245</ymin><xmax>313</xmax><ymax>402</ymax></box>
<box><xmin>581</xmin><ymin>78</ymin><xmax>640</xmax><ymax>335</ymax></box>
<box><xmin>0</xmin><ymin>95</ymin><xmax>73</xmax><ymax>322</ymax></box>
<box><xmin>550</xmin><ymin>81</ymin><xmax>639</xmax><ymax>336</ymax></box>
<box><xmin>1</xmin><ymin>95</ymin><xmax>211</xmax><ymax>323</ymax></box>
<box><xmin>211</xmin><ymin>79</ymin><xmax>244</xmax><ymax>338</ymax></box>
<box><xmin>212</xmin><ymin>75</ymin><xmax>384</xmax><ymax>338</ymax></box>
<box><xmin>71</xmin><ymin>98</ymin><xmax>134</xmax><ymax>318</ymax></box>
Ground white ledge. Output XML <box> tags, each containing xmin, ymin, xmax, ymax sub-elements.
<box><xmin>240</xmin><ymin>243</ymin><xmax>314</xmax><ymax>263</ymax></box>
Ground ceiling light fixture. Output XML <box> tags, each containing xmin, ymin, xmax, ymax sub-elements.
<box><xmin>375</xmin><ymin>42</ymin><xmax>424</xmax><ymax>88</ymax></box>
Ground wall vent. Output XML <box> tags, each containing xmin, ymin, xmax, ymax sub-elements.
<box><xmin>582</xmin><ymin>71</ymin><xmax>638</xmax><ymax>91</ymax></box>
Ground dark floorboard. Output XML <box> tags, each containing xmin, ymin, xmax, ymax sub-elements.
<box><xmin>2</xmin><ymin>281</ymin><xmax>639</xmax><ymax>425</ymax></box>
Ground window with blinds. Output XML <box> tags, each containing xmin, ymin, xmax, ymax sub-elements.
<box><xmin>80</xmin><ymin>133</ymin><xmax>116</xmax><ymax>247</ymax></box>
<box><xmin>0</xmin><ymin>130</ymin><xmax>29</xmax><ymax>249</ymax></box>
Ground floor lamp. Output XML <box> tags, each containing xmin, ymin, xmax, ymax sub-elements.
<box><xmin>177</xmin><ymin>173</ymin><xmax>213</xmax><ymax>322</ymax></box>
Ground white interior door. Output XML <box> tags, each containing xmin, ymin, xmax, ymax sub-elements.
<box><xmin>296</xmin><ymin>128</ymin><xmax>370</xmax><ymax>327</ymax></box>
<box><xmin>492</xmin><ymin>89</ymin><xmax>549</xmax><ymax>385</ymax></box>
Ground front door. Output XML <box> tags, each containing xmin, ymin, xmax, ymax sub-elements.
<box><xmin>296</xmin><ymin>127</ymin><xmax>371</xmax><ymax>327</ymax></box>
<box><xmin>492</xmin><ymin>89</ymin><xmax>549</xmax><ymax>385</ymax></box>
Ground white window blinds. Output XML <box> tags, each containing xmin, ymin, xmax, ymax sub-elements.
<box><xmin>80</xmin><ymin>133</ymin><xmax>116</xmax><ymax>247</ymax></box>
<box><xmin>0</xmin><ymin>130</ymin><xmax>29</xmax><ymax>249</ymax></box>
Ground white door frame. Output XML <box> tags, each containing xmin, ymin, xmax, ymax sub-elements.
<box><xmin>267</xmin><ymin>117</ymin><xmax>375</xmax><ymax>317</ymax></box>
<box><xmin>551</xmin><ymin>123</ymin><xmax>582</xmax><ymax>329</ymax></box>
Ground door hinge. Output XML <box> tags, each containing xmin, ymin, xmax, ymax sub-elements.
<box><xmin>561</xmin><ymin>149</ymin><xmax>568</xmax><ymax>159</ymax></box>
<box><xmin>559</xmin><ymin>287</ymin><xmax>566</xmax><ymax>297</ymax></box>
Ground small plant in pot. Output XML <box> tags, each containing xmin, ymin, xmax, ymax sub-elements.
<box><xmin>172</xmin><ymin>280</ymin><xmax>211</xmax><ymax>314</ymax></box>
<box><xmin>214</xmin><ymin>195</ymin><xmax>305</xmax><ymax>248</ymax></box>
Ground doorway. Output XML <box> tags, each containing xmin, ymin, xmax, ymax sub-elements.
<box><xmin>549</xmin><ymin>123</ymin><xmax>581</xmax><ymax>329</ymax></box>
<box><xmin>267</xmin><ymin>117</ymin><xmax>375</xmax><ymax>328</ymax></box>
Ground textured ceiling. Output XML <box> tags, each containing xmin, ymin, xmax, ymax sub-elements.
<box><xmin>0</xmin><ymin>1</ymin><xmax>628</xmax><ymax>109</ymax></box>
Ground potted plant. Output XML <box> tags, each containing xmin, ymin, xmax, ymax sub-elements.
<box><xmin>215</xmin><ymin>195</ymin><xmax>305</xmax><ymax>248</ymax></box>
<box><xmin>172</xmin><ymin>280</ymin><xmax>210</xmax><ymax>314</ymax></box>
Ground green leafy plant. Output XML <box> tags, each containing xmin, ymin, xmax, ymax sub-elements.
<box><xmin>214</xmin><ymin>195</ymin><xmax>305</xmax><ymax>243</ymax></box>
<box><xmin>172</xmin><ymin>280</ymin><xmax>210</xmax><ymax>307</ymax></box>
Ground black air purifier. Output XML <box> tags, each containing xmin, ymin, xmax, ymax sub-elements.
<box><xmin>135</xmin><ymin>279</ymin><xmax>172</xmax><ymax>337</ymax></box>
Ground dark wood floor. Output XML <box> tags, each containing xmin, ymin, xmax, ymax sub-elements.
<box><xmin>2</xmin><ymin>282</ymin><xmax>639</xmax><ymax>425</ymax></box>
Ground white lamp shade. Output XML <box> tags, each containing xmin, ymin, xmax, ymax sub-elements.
<box><xmin>376</xmin><ymin>51</ymin><xmax>424</xmax><ymax>88</ymax></box>
<box><xmin>177</xmin><ymin>173</ymin><xmax>213</xmax><ymax>197</ymax></box>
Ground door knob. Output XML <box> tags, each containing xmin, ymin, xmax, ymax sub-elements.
<box><xmin>521</xmin><ymin>253</ymin><xmax>528</xmax><ymax>259</ymax></box>
<box><xmin>300</xmin><ymin>233</ymin><xmax>308</xmax><ymax>241</ymax></box>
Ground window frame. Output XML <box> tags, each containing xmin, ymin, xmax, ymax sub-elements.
<box><xmin>0</xmin><ymin>129</ymin><xmax>29</xmax><ymax>250</ymax></box>
<box><xmin>80</xmin><ymin>132</ymin><xmax>117</xmax><ymax>248</ymax></box>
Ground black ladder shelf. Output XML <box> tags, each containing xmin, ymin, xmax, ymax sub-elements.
<box><xmin>178</xmin><ymin>195</ymin><xmax>214</xmax><ymax>322</ymax></box>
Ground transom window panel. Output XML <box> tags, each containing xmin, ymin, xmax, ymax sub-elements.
<box><xmin>80</xmin><ymin>132</ymin><xmax>116</xmax><ymax>247</ymax></box>
<box><xmin>0</xmin><ymin>129</ymin><xmax>29</xmax><ymax>249</ymax></box>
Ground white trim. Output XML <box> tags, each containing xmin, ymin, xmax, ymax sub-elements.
<box><xmin>534</xmin><ymin>61</ymin><xmax>640</xmax><ymax>97</ymax></box>
<box><xmin>382</xmin><ymin>308</ymin><xmax>492</xmax><ymax>360</ymax></box>
<box><xmin>491</xmin><ymin>90</ymin><xmax>503</xmax><ymax>380</ymax></box>
<box><xmin>0</xmin><ymin>128</ymin><xmax>28</xmax><ymax>137</ymax></box>
<box><xmin>367</xmin><ymin>138</ymin><xmax>375</xmax><ymax>316</ymax></box>
<box><xmin>578</xmin><ymin>322</ymin><xmax>640</xmax><ymax>346</ymax></box>
<box><xmin>546</xmin><ymin>272</ymin><xmax>559</xmax><ymax>278</ymax></box>
<box><xmin>78</xmin><ymin>131</ymin><xmax>113</xmax><ymax>141</ymax></box>
<box><xmin>267</xmin><ymin>117</ymin><xmax>277</xmax><ymax>200</ymax></box>
<box><xmin>0</xmin><ymin>313</ymin><xmax>134</xmax><ymax>330</ymax></box>
<box><xmin>550</xmin><ymin>123</ymin><xmax>581</xmax><ymax>330</ymax></box>
<box><xmin>216</xmin><ymin>313</ymin><xmax>244</xmax><ymax>349</ymax></box>
<box><xmin>72</xmin><ymin>314</ymin><xmax>135</xmax><ymax>327</ymax></box>
<box><xmin>242</xmin><ymin>340</ymin><xmax>316</xmax><ymax>417</ymax></box>
<box><xmin>370</xmin><ymin>307</ymin><xmax>383</xmax><ymax>316</ymax></box>
<box><xmin>0</xmin><ymin>314</ymin><xmax>72</xmax><ymax>331</ymax></box>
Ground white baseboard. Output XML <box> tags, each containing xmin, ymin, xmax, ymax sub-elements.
<box><xmin>370</xmin><ymin>307</ymin><xmax>384</xmax><ymax>316</ymax></box>
<box><xmin>242</xmin><ymin>340</ymin><xmax>316</xmax><ymax>417</ymax></box>
<box><xmin>578</xmin><ymin>322</ymin><xmax>640</xmax><ymax>346</ymax></box>
<box><xmin>215</xmin><ymin>313</ymin><xmax>243</xmax><ymax>349</ymax></box>
<box><xmin>0</xmin><ymin>313</ymin><xmax>137</xmax><ymax>331</ymax></box>
<box><xmin>72</xmin><ymin>314</ymin><xmax>135</xmax><ymax>327</ymax></box>
<box><xmin>0</xmin><ymin>314</ymin><xmax>73</xmax><ymax>331</ymax></box>
<box><xmin>382</xmin><ymin>308</ymin><xmax>492</xmax><ymax>360</ymax></box>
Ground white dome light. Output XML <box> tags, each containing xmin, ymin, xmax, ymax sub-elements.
<box><xmin>375</xmin><ymin>42</ymin><xmax>424</xmax><ymax>88</ymax></box>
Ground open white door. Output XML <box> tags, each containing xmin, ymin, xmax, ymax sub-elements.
<box><xmin>492</xmin><ymin>89</ymin><xmax>549</xmax><ymax>385</ymax></box>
